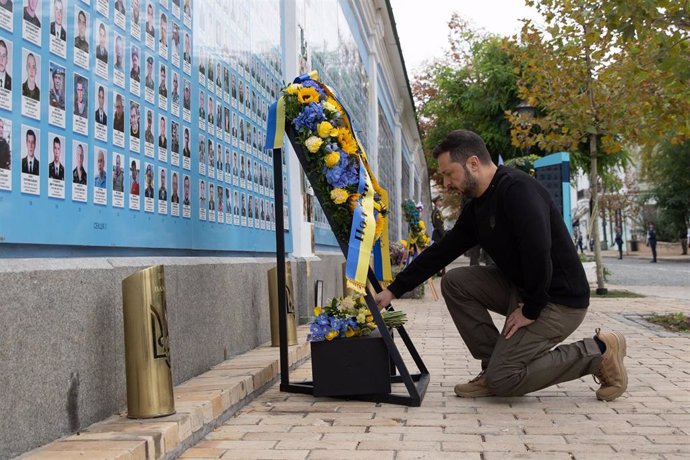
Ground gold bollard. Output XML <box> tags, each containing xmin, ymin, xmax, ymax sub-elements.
<box><xmin>267</xmin><ymin>263</ymin><xmax>298</xmax><ymax>346</ymax></box>
<box><xmin>122</xmin><ymin>265</ymin><xmax>175</xmax><ymax>418</ymax></box>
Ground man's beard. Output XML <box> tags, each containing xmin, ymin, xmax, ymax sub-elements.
<box><xmin>459</xmin><ymin>164</ymin><xmax>478</xmax><ymax>199</ymax></box>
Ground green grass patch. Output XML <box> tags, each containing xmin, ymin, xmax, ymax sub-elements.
<box><xmin>591</xmin><ymin>289</ymin><xmax>645</xmax><ymax>298</ymax></box>
<box><xmin>646</xmin><ymin>313</ymin><xmax>690</xmax><ymax>332</ymax></box>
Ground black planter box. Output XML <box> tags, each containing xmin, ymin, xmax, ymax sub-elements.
<box><xmin>311</xmin><ymin>333</ymin><xmax>391</xmax><ymax>397</ymax></box>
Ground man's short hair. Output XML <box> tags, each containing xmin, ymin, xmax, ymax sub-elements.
<box><xmin>53</xmin><ymin>136</ymin><xmax>61</xmax><ymax>146</ymax></box>
<box><xmin>432</xmin><ymin>129</ymin><xmax>492</xmax><ymax>165</ymax></box>
<box><xmin>26</xmin><ymin>129</ymin><xmax>36</xmax><ymax>141</ymax></box>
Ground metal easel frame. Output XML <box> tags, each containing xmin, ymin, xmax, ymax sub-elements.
<box><xmin>272</xmin><ymin>125</ymin><xmax>429</xmax><ymax>407</ymax></box>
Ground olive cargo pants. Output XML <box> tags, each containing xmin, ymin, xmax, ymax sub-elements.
<box><xmin>441</xmin><ymin>266</ymin><xmax>603</xmax><ymax>396</ymax></box>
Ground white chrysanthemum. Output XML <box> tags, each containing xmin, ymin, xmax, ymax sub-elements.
<box><xmin>340</xmin><ymin>296</ymin><xmax>355</xmax><ymax>311</ymax></box>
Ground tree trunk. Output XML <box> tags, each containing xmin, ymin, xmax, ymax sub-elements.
<box><xmin>589</xmin><ymin>133</ymin><xmax>607</xmax><ymax>293</ymax></box>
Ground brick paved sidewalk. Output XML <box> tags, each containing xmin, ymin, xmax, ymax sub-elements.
<box><xmin>182</xmin><ymin>279</ymin><xmax>690</xmax><ymax>460</ymax></box>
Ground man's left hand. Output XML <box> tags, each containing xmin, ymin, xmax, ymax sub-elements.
<box><xmin>502</xmin><ymin>303</ymin><xmax>535</xmax><ymax>339</ymax></box>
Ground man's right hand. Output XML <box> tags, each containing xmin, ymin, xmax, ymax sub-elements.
<box><xmin>374</xmin><ymin>288</ymin><xmax>396</xmax><ymax>311</ymax></box>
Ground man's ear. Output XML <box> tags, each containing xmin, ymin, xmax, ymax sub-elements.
<box><xmin>466</xmin><ymin>155</ymin><xmax>480</xmax><ymax>172</ymax></box>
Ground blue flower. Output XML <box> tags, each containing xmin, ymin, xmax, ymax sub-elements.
<box><xmin>316</xmin><ymin>314</ymin><xmax>329</xmax><ymax>326</ymax></box>
<box><xmin>323</xmin><ymin>151</ymin><xmax>359</xmax><ymax>189</ymax></box>
<box><xmin>293</xmin><ymin>102</ymin><xmax>325</xmax><ymax>133</ymax></box>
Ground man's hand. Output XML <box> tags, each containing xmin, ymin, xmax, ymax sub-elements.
<box><xmin>502</xmin><ymin>303</ymin><xmax>535</xmax><ymax>339</ymax></box>
<box><xmin>374</xmin><ymin>288</ymin><xmax>395</xmax><ymax>311</ymax></box>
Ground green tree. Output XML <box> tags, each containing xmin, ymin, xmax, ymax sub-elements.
<box><xmin>648</xmin><ymin>141</ymin><xmax>690</xmax><ymax>240</ymax></box>
<box><xmin>412</xmin><ymin>15</ymin><xmax>525</xmax><ymax>172</ymax></box>
<box><xmin>506</xmin><ymin>0</ymin><xmax>685</xmax><ymax>293</ymax></box>
<box><xmin>601</xmin><ymin>0</ymin><xmax>690</xmax><ymax>149</ymax></box>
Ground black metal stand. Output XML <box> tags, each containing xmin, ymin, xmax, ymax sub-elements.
<box><xmin>272</xmin><ymin>128</ymin><xmax>429</xmax><ymax>407</ymax></box>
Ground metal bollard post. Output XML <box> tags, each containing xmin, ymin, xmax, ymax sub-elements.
<box><xmin>121</xmin><ymin>265</ymin><xmax>175</xmax><ymax>418</ymax></box>
<box><xmin>267</xmin><ymin>263</ymin><xmax>298</xmax><ymax>346</ymax></box>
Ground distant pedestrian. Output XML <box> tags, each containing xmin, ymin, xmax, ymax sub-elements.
<box><xmin>614</xmin><ymin>229</ymin><xmax>623</xmax><ymax>260</ymax></box>
<box><xmin>576</xmin><ymin>234</ymin><xmax>584</xmax><ymax>254</ymax></box>
<box><xmin>588</xmin><ymin>235</ymin><xmax>594</xmax><ymax>252</ymax></box>
<box><xmin>647</xmin><ymin>223</ymin><xmax>657</xmax><ymax>263</ymax></box>
<box><xmin>680</xmin><ymin>229</ymin><xmax>688</xmax><ymax>256</ymax></box>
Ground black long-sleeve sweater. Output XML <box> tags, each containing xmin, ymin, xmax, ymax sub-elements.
<box><xmin>388</xmin><ymin>166</ymin><xmax>589</xmax><ymax>319</ymax></box>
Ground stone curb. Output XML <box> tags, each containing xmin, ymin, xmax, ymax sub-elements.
<box><xmin>18</xmin><ymin>327</ymin><xmax>312</xmax><ymax>460</ymax></box>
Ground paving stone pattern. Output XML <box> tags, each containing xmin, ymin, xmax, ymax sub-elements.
<box><xmin>181</xmin><ymin>280</ymin><xmax>690</xmax><ymax>460</ymax></box>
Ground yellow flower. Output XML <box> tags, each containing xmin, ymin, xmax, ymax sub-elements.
<box><xmin>313</xmin><ymin>306</ymin><xmax>322</xmax><ymax>316</ymax></box>
<box><xmin>286</xmin><ymin>83</ymin><xmax>302</xmax><ymax>95</ymax></box>
<box><xmin>375</xmin><ymin>214</ymin><xmax>385</xmax><ymax>239</ymax></box>
<box><xmin>344</xmin><ymin>328</ymin><xmax>355</xmax><ymax>338</ymax></box>
<box><xmin>366</xmin><ymin>314</ymin><xmax>373</xmax><ymax>322</ymax></box>
<box><xmin>330</xmin><ymin>188</ymin><xmax>349</xmax><ymax>205</ymax></box>
<box><xmin>367</xmin><ymin>322</ymin><xmax>377</xmax><ymax>330</ymax></box>
<box><xmin>324</xmin><ymin>151</ymin><xmax>340</xmax><ymax>168</ymax></box>
<box><xmin>356</xmin><ymin>313</ymin><xmax>366</xmax><ymax>324</ymax></box>
<box><xmin>297</xmin><ymin>87</ymin><xmax>320</xmax><ymax>104</ymax></box>
<box><xmin>305</xmin><ymin>136</ymin><xmax>323</xmax><ymax>153</ymax></box>
<box><xmin>400</xmin><ymin>239</ymin><xmax>408</xmax><ymax>248</ymax></box>
<box><xmin>337</xmin><ymin>128</ymin><xmax>358</xmax><ymax>154</ymax></box>
<box><xmin>325</xmin><ymin>330</ymin><xmax>339</xmax><ymax>341</ymax></box>
<box><xmin>317</xmin><ymin>121</ymin><xmax>335</xmax><ymax>138</ymax></box>
<box><xmin>418</xmin><ymin>220</ymin><xmax>426</xmax><ymax>231</ymax></box>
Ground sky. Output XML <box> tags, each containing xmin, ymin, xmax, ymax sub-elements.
<box><xmin>389</xmin><ymin>0</ymin><xmax>541</xmax><ymax>74</ymax></box>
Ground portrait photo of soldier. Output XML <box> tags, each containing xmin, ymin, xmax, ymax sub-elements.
<box><xmin>0</xmin><ymin>39</ymin><xmax>11</xmax><ymax>92</ymax></box>
<box><xmin>21</xmin><ymin>50</ymin><xmax>39</xmax><ymax>101</ymax></box>
<box><xmin>95</xmin><ymin>21</ymin><xmax>108</xmax><ymax>63</ymax></box>
<box><xmin>183</xmin><ymin>127</ymin><xmax>190</xmax><ymax>158</ymax></box>
<box><xmin>131</xmin><ymin>0</ymin><xmax>140</xmax><ymax>26</ymax></box>
<box><xmin>49</xmin><ymin>63</ymin><xmax>65</xmax><ymax>109</ymax></box>
<box><xmin>48</xmin><ymin>136</ymin><xmax>65</xmax><ymax>181</ymax></box>
<box><xmin>0</xmin><ymin>118</ymin><xmax>11</xmax><ymax>171</ymax></box>
<box><xmin>130</xmin><ymin>45</ymin><xmax>141</xmax><ymax>82</ymax></box>
<box><xmin>72</xmin><ymin>142</ymin><xmax>87</xmax><ymax>185</ymax></box>
<box><xmin>94</xmin><ymin>84</ymin><xmax>107</xmax><ymax>126</ymax></box>
<box><xmin>74</xmin><ymin>8</ymin><xmax>89</xmax><ymax>53</ymax></box>
<box><xmin>23</xmin><ymin>0</ymin><xmax>41</xmax><ymax>29</ymax></box>
<box><xmin>113</xmin><ymin>93</ymin><xmax>125</xmax><ymax>133</ymax></box>
<box><xmin>145</xmin><ymin>55</ymin><xmax>154</xmax><ymax>90</ymax></box>
<box><xmin>144</xmin><ymin>109</ymin><xmax>154</xmax><ymax>144</ymax></box>
<box><xmin>114</xmin><ymin>34</ymin><xmax>124</xmax><ymax>72</ymax></box>
<box><xmin>183</xmin><ymin>79</ymin><xmax>190</xmax><ymax>110</ymax></box>
<box><xmin>50</xmin><ymin>0</ymin><xmax>66</xmax><ymax>40</ymax></box>
<box><xmin>129</xmin><ymin>101</ymin><xmax>140</xmax><ymax>138</ymax></box>
<box><xmin>145</xmin><ymin>2</ymin><xmax>154</xmax><ymax>37</ymax></box>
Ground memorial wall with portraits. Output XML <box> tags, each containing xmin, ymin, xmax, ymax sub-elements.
<box><xmin>0</xmin><ymin>0</ymin><xmax>287</xmax><ymax>251</ymax></box>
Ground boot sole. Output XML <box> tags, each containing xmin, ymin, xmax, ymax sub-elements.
<box><xmin>454</xmin><ymin>384</ymin><xmax>493</xmax><ymax>398</ymax></box>
<box><xmin>454</xmin><ymin>389</ymin><xmax>494</xmax><ymax>398</ymax></box>
<box><xmin>596</xmin><ymin>332</ymin><xmax>628</xmax><ymax>401</ymax></box>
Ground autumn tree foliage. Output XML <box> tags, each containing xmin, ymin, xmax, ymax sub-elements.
<box><xmin>507</xmin><ymin>0</ymin><xmax>690</xmax><ymax>293</ymax></box>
